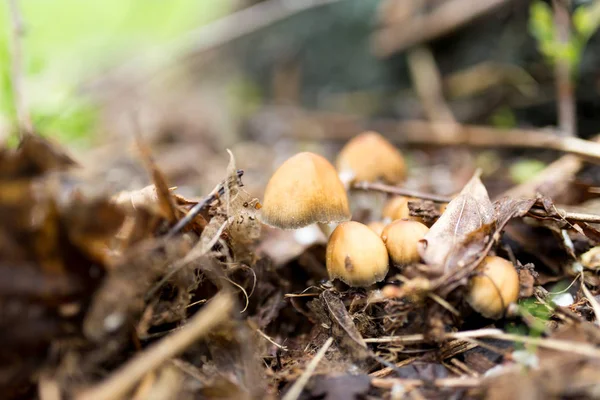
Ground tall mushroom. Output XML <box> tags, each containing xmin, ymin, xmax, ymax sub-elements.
<box><xmin>336</xmin><ymin>131</ymin><xmax>406</xmax><ymax>220</ymax></box>
<box><xmin>260</xmin><ymin>152</ymin><xmax>351</xmax><ymax>234</ymax></box>
<box><xmin>336</xmin><ymin>131</ymin><xmax>406</xmax><ymax>187</ymax></box>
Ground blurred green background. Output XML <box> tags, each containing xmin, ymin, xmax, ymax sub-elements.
<box><xmin>0</xmin><ymin>0</ymin><xmax>233</xmax><ymax>145</ymax></box>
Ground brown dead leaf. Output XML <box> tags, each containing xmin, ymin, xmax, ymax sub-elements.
<box><xmin>134</xmin><ymin>129</ymin><xmax>178</xmax><ymax>222</ymax></box>
<box><xmin>432</xmin><ymin>196</ymin><xmax>537</xmax><ymax>296</ymax></box>
<box><xmin>0</xmin><ymin>134</ymin><xmax>77</xmax><ymax>179</ymax></box>
<box><xmin>419</xmin><ymin>171</ymin><xmax>495</xmax><ymax>275</ymax></box>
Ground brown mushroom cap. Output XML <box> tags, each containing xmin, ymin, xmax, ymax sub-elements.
<box><xmin>381</xmin><ymin>219</ymin><xmax>429</xmax><ymax>266</ymax></box>
<box><xmin>336</xmin><ymin>131</ymin><xmax>406</xmax><ymax>184</ymax></box>
<box><xmin>466</xmin><ymin>256</ymin><xmax>519</xmax><ymax>319</ymax></box>
<box><xmin>326</xmin><ymin>221</ymin><xmax>389</xmax><ymax>286</ymax></box>
<box><xmin>382</xmin><ymin>196</ymin><xmax>411</xmax><ymax>221</ymax></box>
<box><xmin>260</xmin><ymin>152</ymin><xmax>351</xmax><ymax>229</ymax></box>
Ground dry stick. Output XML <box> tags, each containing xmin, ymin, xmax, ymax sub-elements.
<box><xmin>372</xmin><ymin>0</ymin><xmax>510</xmax><ymax>57</ymax></box>
<box><xmin>528</xmin><ymin>207</ymin><xmax>600</xmax><ymax>224</ymax></box>
<box><xmin>76</xmin><ymin>292</ymin><xmax>235</xmax><ymax>400</ymax></box>
<box><xmin>363</xmin><ymin>328</ymin><xmax>600</xmax><ymax>359</ymax></box>
<box><xmin>371</xmin><ymin>376</ymin><xmax>482</xmax><ymax>390</ymax></box>
<box><xmin>281</xmin><ymin>337</ymin><xmax>334</xmax><ymax>400</ymax></box>
<box><xmin>351</xmin><ymin>181</ymin><xmax>451</xmax><ymax>203</ymax></box>
<box><xmin>6</xmin><ymin>0</ymin><xmax>32</xmax><ymax>136</ymax></box>
<box><xmin>165</xmin><ymin>169</ymin><xmax>244</xmax><ymax>238</ymax></box>
<box><xmin>393</xmin><ymin>121</ymin><xmax>600</xmax><ymax>164</ymax></box>
<box><xmin>274</xmin><ymin>109</ymin><xmax>600</xmax><ymax>164</ymax></box>
<box><xmin>406</xmin><ymin>46</ymin><xmax>456</xmax><ymax>123</ymax></box>
<box><xmin>552</xmin><ymin>0</ymin><xmax>576</xmax><ymax>137</ymax></box>
<box><xmin>499</xmin><ymin>134</ymin><xmax>600</xmax><ymax>199</ymax></box>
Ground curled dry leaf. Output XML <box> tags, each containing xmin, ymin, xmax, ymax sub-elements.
<box><xmin>419</xmin><ymin>172</ymin><xmax>495</xmax><ymax>276</ymax></box>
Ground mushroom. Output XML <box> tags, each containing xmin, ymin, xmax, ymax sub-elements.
<box><xmin>381</xmin><ymin>219</ymin><xmax>429</xmax><ymax>266</ymax></box>
<box><xmin>382</xmin><ymin>196</ymin><xmax>410</xmax><ymax>221</ymax></box>
<box><xmin>466</xmin><ymin>256</ymin><xmax>519</xmax><ymax>319</ymax></box>
<box><xmin>336</xmin><ymin>131</ymin><xmax>406</xmax><ymax>187</ymax></box>
<box><xmin>260</xmin><ymin>152</ymin><xmax>351</xmax><ymax>232</ymax></box>
<box><xmin>336</xmin><ymin>131</ymin><xmax>406</xmax><ymax>220</ymax></box>
<box><xmin>382</xmin><ymin>196</ymin><xmax>425</xmax><ymax>223</ymax></box>
<box><xmin>326</xmin><ymin>221</ymin><xmax>389</xmax><ymax>286</ymax></box>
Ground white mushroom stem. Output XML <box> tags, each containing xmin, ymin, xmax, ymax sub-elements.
<box><xmin>317</xmin><ymin>222</ymin><xmax>340</xmax><ymax>238</ymax></box>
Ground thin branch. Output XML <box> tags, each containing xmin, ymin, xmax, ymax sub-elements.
<box><xmin>364</xmin><ymin>328</ymin><xmax>600</xmax><ymax>358</ymax></box>
<box><xmin>260</xmin><ymin>108</ymin><xmax>600</xmax><ymax>163</ymax></box>
<box><xmin>351</xmin><ymin>181</ymin><xmax>452</xmax><ymax>203</ymax></box>
<box><xmin>76</xmin><ymin>292</ymin><xmax>235</xmax><ymax>400</ymax></box>
<box><xmin>552</xmin><ymin>0</ymin><xmax>576</xmax><ymax>137</ymax></box>
<box><xmin>282</xmin><ymin>337</ymin><xmax>334</xmax><ymax>400</ymax></box>
<box><xmin>391</xmin><ymin>121</ymin><xmax>600</xmax><ymax>163</ymax></box>
<box><xmin>527</xmin><ymin>207</ymin><xmax>600</xmax><ymax>224</ymax></box>
<box><xmin>371</xmin><ymin>376</ymin><xmax>482</xmax><ymax>390</ymax></box>
<box><xmin>165</xmin><ymin>169</ymin><xmax>244</xmax><ymax>238</ymax></box>
<box><xmin>6</xmin><ymin>0</ymin><xmax>32</xmax><ymax>136</ymax></box>
<box><xmin>372</xmin><ymin>0</ymin><xmax>510</xmax><ymax>57</ymax></box>
<box><xmin>406</xmin><ymin>46</ymin><xmax>455</xmax><ymax>123</ymax></box>
<box><xmin>256</xmin><ymin>328</ymin><xmax>288</xmax><ymax>351</ymax></box>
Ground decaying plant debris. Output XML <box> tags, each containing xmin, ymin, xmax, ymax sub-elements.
<box><xmin>4</xmin><ymin>125</ymin><xmax>600</xmax><ymax>400</ymax></box>
<box><xmin>5</xmin><ymin>1</ymin><xmax>600</xmax><ymax>400</ymax></box>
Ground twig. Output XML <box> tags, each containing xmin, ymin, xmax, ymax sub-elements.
<box><xmin>165</xmin><ymin>169</ymin><xmax>244</xmax><ymax>238</ymax></box>
<box><xmin>369</xmin><ymin>357</ymin><xmax>417</xmax><ymax>378</ymax></box>
<box><xmin>256</xmin><ymin>328</ymin><xmax>288</xmax><ymax>351</ymax></box>
<box><xmin>500</xmin><ymin>154</ymin><xmax>582</xmax><ymax>199</ymax></box>
<box><xmin>371</xmin><ymin>376</ymin><xmax>482</xmax><ymax>390</ymax></box>
<box><xmin>261</xmin><ymin>107</ymin><xmax>600</xmax><ymax>163</ymax></box>
<box><xmin>372</xmin><ymin>0</ymin><xmax>510</xmax><ymax>57</ymax></box>
<box><xmin>392</xmin><ymin>121</ymin><xmax>600</xmax><ymax>163</ymax></box>
<box><xmin>76</xmin><ymin>292</ymin><xmax>235</xmax><ymax>400</ymax></box>
<box><xmin>552</xmin><ymin>0</ymin><xmax>576</xmax><ymax>137</ymax></box>
<box><xmin>351</xmin><ymin>181</ymin><xmax>451</xmax><ymax>203</ymax></box>
<box><xmin>500</xmin><ymin>133</ymin><xmax>600</xmax><ymax>199</ymax></box>
<box><xmin>6</xmin><ymin>0</ymin><xmax>32</xmax><ymax>136</ymax></box>
<box><xmin>527</xmin><ymin>207</ymin><xmax>600</xmax><ymax>224</ymax></box>
<box><xmin>406</xmin><ymin>46</ymin><xmax>455</xmax><ymax>123</ymax></box>
<box><xmin>364</xmin><ymin>328</ymin><xmax>600</xmax><ymax>358</ymax></box>
<box><xmin>281</xmin><ymin>337</ymin><xmax>334</xmax><ymax>400</ymax></box>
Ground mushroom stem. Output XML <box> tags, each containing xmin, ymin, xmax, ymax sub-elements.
<box><xmin>317</xmin><ymin>222</ymin><xmax>339</xmax><ymax>238</ymax></box>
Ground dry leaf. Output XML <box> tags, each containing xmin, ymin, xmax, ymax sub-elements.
<box><xmin>419</xmin><ymin>171</ymin><xmax>495</xmax><ymax>275</ymax></box>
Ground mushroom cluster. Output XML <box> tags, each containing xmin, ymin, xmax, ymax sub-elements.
<box><xmin>260</xmin><ymin>131</ymin><xmax>519</xmax><ymax>318</ymax></box>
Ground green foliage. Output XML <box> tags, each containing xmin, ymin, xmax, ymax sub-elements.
<box><xmin>510</xmin><ymin>159</ymin><xmax>547</xmax><ymax>184</ymax></box>
<box><xmin>489</xmin><ymin>107</ymin><xmax>517</xmax><ymax>129</ymax></box>
<box><xmin>529</xmin><ymin>0</ymin><xmax>600</xmax><ymax>74</ymax></box>
<box><xmin>0</xmin><ymin>0</ymin><xmax>233</xmax><ymax>145</ymax></box>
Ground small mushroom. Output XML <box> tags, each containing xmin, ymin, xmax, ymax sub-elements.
<box><xmin>326</xmin><ymin>221</ymin><xmax>389</xmax><ymax>286</ymax></box>
<box><xmin>381</xmin><ymin>219</ymin><xmax>429</xmax><ymax>266</ymax></box>
<box><xmin>382</xmin><ymin>196</ymin><xmax>410</xmax><ymax>221</ymax></box>
<box><xmin>260</xmin><ymin>152</ymin><xmax>351</xmax><ymax>230</ymax></box>
<box><xmin>466</xmin><ymin>256</ymin><xmax>519</xmax><ymax>319</ymax></box>
<box><xmin>336</xmin><ymin>131</ymin><xmax>406</xmax><ymax>186</ymax></box>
